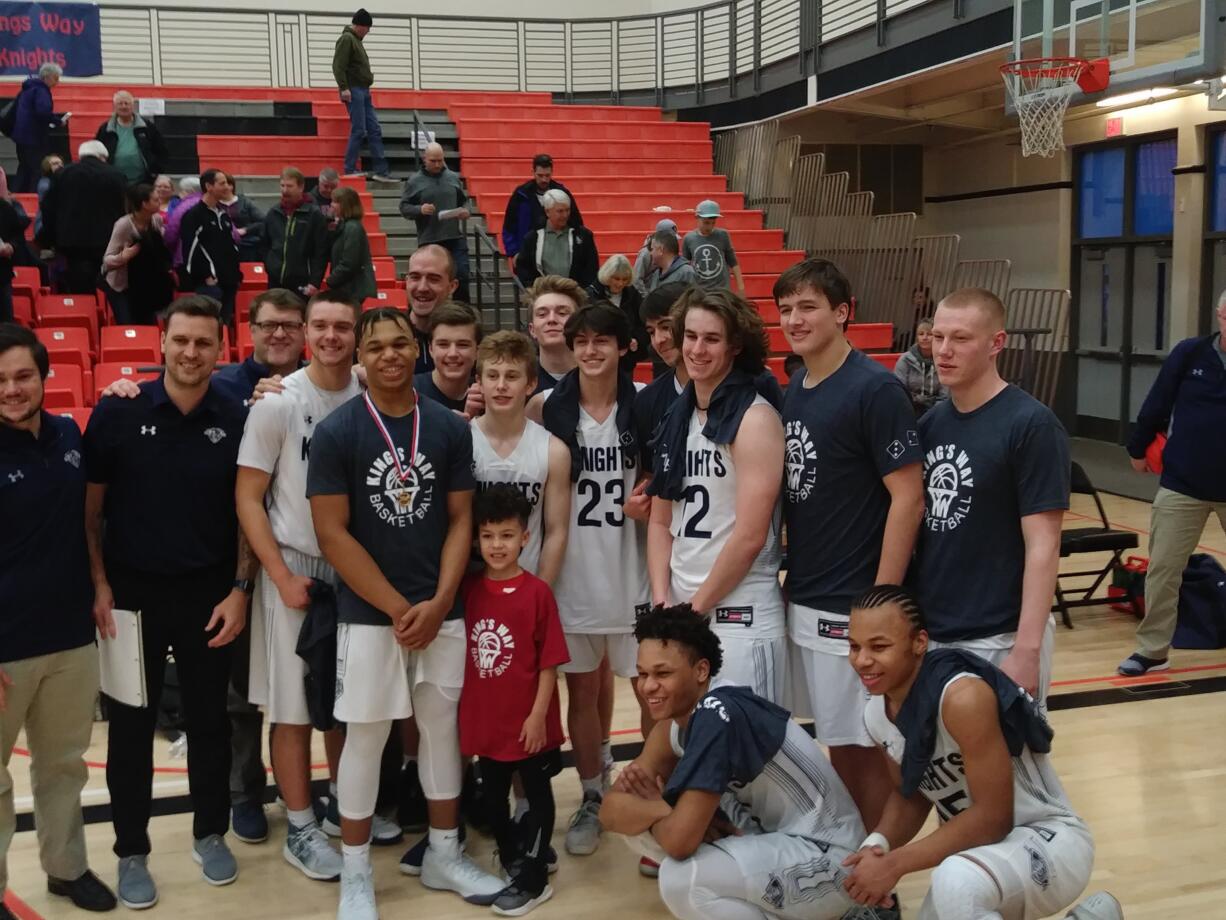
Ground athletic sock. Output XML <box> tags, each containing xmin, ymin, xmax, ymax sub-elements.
<box><xmin>579</xmin><ymin>775</ymin><xmax>603</xmax><ymax>799</ymax></box>
<box><xmin>601</xmin><ymin>739</ymin><xmax>612</xmax><ymax>765</ymax></box>
<box><xmin>287</xmin><ymin>807</ymin><xmax>316</xmax><ymax>830</ymax></box>
<box><xmin>428</xmin><ymin>826</ymin><xmax>462</xmax><ymax>859</ymax></box>
<box><xmin>342</xmin><ymin>842</ymin><xmax>370</xmax><ymax>875</ymax></box>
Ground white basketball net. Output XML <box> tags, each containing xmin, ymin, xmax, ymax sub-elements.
<box><xmin>1001</xmin><ymin>60</ymin><xmax>1087</xmax><ymax>157</ymax></box>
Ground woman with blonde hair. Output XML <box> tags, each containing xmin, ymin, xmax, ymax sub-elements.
<box><xmin>587</xmin><ymin>253</ymin><xmax>645</xmax><ymax>371</ymax></box>
<box><xmin>325</xmin><ymin>185</ymin><xmax>376</xmax><ymax>302</ymax></box>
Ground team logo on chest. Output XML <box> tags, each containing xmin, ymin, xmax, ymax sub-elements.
<box><xmin>203</xmin><ymin>427</ymin><xmax>227</xmax><ymax>444</ymax></box>
<box><xmin>783</xmin><ymin>420</ymin><xmax>817</xmax><ymax>503</ymax></box>
<box><xmin>470</xmin><ymin>617</ymin><xmax>515</xmax><ymax>678</ymax></box>
<box><xmin>923</xmin><ymin>443</ymin><xmax>973</xmax><ymax>532</ymax></box>
<box><xmin>63</xmin><ymin>449</ymin><xmax>81</xmax><ymax>468</ymax></box>
<box><xmin>367</xmin><ymin>448</ymin><xmax>435</xmax><ymax>526</ymax></box>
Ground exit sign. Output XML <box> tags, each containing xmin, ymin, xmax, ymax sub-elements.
<box><xmin>1105</xmin><ymin>116</ymin><xmax>1124</xmax><ymax>137</ymax></box>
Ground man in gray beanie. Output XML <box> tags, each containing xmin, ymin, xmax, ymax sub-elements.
<box><xmin>333</xmin><ymin>9</ymin><xmax>395</xmax><ymax>184</ymax></box>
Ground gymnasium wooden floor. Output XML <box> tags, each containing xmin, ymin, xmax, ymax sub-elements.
<box><xmin>8</xmin><ymin>492</ymin><xmax>1226</xmax><ymax>919</ymax></box>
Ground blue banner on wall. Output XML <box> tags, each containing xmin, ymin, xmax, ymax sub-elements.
<box><xmin>0</xmin><ymin>2</ymin><xmax>101</xmax><ymax>77</ymax></box>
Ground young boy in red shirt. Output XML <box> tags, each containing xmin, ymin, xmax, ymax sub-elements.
<box><xmin>460</xmin><ymin>484</ymin><xmax>570</xmax><ymax>915</ymax></box>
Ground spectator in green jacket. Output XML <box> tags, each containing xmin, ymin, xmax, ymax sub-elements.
<box><xmin>332</xmin><ymin>9</ymin><xmax>394</xmax><ymax>184</ymax></box>
<box><xmin>261</xmin><ymin>166</ymin><xmax>329</xmax><ymax>298</ymax></box>
<box><xmin>326</xmin><ymin>186</ymin><xmax>376</xmax><ymax>303</ymax></box>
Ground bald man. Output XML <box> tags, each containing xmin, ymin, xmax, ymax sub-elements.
<box><xmin>400</xmin><ymin>142</ymin><xmax>472</xmax><ymax>301</ymax></box>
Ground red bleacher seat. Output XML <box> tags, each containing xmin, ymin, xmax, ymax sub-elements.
<box><xmin>57</xmin><ymin>406</ymin><xmax>92</xmax><ymax>432</ymax></box>
<box><xmin>93</xmin><ymin>362</ymin><xmax>159</xmax><ymax>399</ymax></box>
<box><xmin>12</xmin><ymin>266</ymin><xmax>42</xmax><ymax>300</ymax></box>
<box><xmin>12</xmin><ymin>293</ymin><xmax>33</xmax><ymax>326</ymax></box>
<box><xmin>35</xmin><ymin>327</ymin><xmax>93</xmax><ymax>369</ymax></box>
<box><xmin>869</xmin><ymin>352</ymin><xmax>903</xmax><ymax>370</ymax></box>
<box><xmin>236</xmin><ymin>324</ymin><xmax>254</xmax><ymax>361</ymax></box>
<box><xmin>36</xmin><ymin>295</ymin><xmax>99</xmax><ymax>347</ymax></box>
<box><xmin>240</xmin><ymin>262</ymin><xmax>268</xmax><ymax>290</ymax></box>
<box><xmin>633</xmin><ymin>362</ymin><xmax>653</xmax><ymax>384</ymax></box>
<box><xmin>766</xmin><ymin>356</ymin><xmax>788</xmax><ymax>385</ymax></box>
<box><xmin>845</xmin><ymin>323</ymin><xmax>894</xmax><ymax>351</ymax></box>
<box><xmin>45</xmin><ymin>364</ymin><xmax>86</xmax><ymax>408</ymax></box>
<box><xmin>373</xmin><ymin>260</ymin><xmax>397</xmax><ymax>286</ymax></box>
<box><xmin>364</xmin><ymin>289</ymin><xmax>409</xmax><ymax>310</ymax></box>
<box><xmin>100</xmin><ymin>325</ymin><xmax>161</xmax><ymax>364</ymax></box>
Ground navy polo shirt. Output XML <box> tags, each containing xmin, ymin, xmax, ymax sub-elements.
<box><xmin>0</xmin><ymin>413</ymin><xmax>95</xmax><ymax>663</ymax></box>
<box><xmin>83</xmin><ymin>375</ymin><xmax>249</xmax><ymax>576</ymax></box>
<box><xmin>211</xmin><ymin>355</ymin><xmax>269</xmax><ymax>404</ymax></box>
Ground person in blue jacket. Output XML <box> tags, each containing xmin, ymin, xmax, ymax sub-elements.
<box><xmin>11</xmin><ymin>63</ymin><xmax>70</xmax><ymax>193</ymax></box>
<box><xmin>1120</xmin><ymin>289</ymin><xmax>1226</xmax><ymax>676</ymax></box>
<box><xmin>501</xmin><ymin>154</ymin><xmax>583</xmax><ymax>276</ymax></box>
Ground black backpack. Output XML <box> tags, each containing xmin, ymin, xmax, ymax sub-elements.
<box><xmin>1173</xmin><ymin>554</ymin><xmax>1226</xmax><ymax>649</ymax></box>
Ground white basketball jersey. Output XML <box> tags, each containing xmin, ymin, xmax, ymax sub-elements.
<box><xmin>668</xmin><ymin>398</ymin><xmax>785</xmax><ymax>639</ymax></box>
<box><xmin>864</xmin><ymin>673</ymin><xmax>1083</xmax><ymax>827</ymax></box>
<box><xmin>471</xmin><ymin>419</ymin><xmax>551</xmax><ymax>574</ymax></box>
<box><xmin>237</xmin><ymin>367</ymin><xmax>362</xmax><ymax>557</ymax></box>
<box><xmin>552</xmin><ymin>402</ymin><xmax>649</xmax><ymax>634</ymax></box>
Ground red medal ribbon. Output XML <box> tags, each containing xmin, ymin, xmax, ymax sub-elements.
<box><xmin>363</xmin><ymin>391</ymin><xmax>420</xmax><ymax>483</ymax></box>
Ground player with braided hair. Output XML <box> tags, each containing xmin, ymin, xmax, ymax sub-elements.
<box><xmin>845</xmin><ymin>586</ymin><xmax>1120</xmax><ymax>920</ymax></box>
<box><xmin>600</xmin><ymin>606</ymin><xmax>876</xmax><ymax>920</ymax></box>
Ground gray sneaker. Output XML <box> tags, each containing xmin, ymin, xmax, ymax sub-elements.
<box><xmin>564</xmin><ymin>792</ymin><xmax>602</xmax><ymax>856</ymax></box>
<box><xmin>192</xmin><ymin>834</ymin><xmax>238</xmax><ymax>886</ymax></box>
<box><xmin>284</xmin><ymin>822</ymin><xmax>343</xmax><ymax>881</ymax></box>
<box><xmin>1117</xmin><ymin>653</ymin><xmax>1169</xmax><ymax>676</ymax></box>
<box><xmin>116</xmin><ymin>856</ymin><xmax>158</xmax><ymax>910</ymax></box>
<box><xmin>1067</xmin><ymin>891</ymin><xmax>1124</xmax><ymax>919</ymax></box>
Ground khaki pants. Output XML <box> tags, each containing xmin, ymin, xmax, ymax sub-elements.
<box><xmin>0</xmin><ymin>643</ymin><xmax>99</xmax><ymax>896</ymax></box>
<box><xmin>1136</xmin><ymin>487</ymin><xmax>1226</xmax><ymax>658</ymax></box>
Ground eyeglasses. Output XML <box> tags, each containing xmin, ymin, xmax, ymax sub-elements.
<box><xmin>252</xmin><ymin>320</ymin><xmax>304</xmax><ymax>334</ymax></box>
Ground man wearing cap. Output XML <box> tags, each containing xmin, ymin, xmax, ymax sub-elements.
<box><xmin>683</xmin><ymin>200</ymin><xmax>746</xmax><ymax>295</ymax></box>
<box><xmin>333</xmin><ymin>10</ymin><xmax>395</xmax><ymax>184</ymax></box>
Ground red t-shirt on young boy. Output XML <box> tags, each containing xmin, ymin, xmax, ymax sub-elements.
<box><xmin>459</xmin><ymin>570</ymin><xmax>570</xmax><ymax>762</ymax></box>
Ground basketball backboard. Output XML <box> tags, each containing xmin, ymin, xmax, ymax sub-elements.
<box><xmin>1013</xmin><ymin>0</ymin><xmax>1212</xmax><ymax>94</ymax></box>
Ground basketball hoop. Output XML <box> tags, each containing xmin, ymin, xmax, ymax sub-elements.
<box><xmin>1000</xmin><ymin>57</ymin><xmax>1110</xmax><ymax>157</ymax></box>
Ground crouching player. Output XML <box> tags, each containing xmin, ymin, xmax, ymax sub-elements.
<box><xmin>845</xmin><ymin>585</ymin><xmax>1122</xmax><ymax>920</ymax></box>
<box><xmin>601</xmin><ymin>606</ymin><xmax>878</xmax><ymax>920</ymax></box>
<box><xmin>459</xmin><ymin>485</ymin><xmax>570</xmax><ymax>916</ymax></box>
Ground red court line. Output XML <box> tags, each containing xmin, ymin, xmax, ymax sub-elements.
<box><xmin>2</xmin><ymin>891</ymin><xmax>45</xmax><ymax>920</ymax></box>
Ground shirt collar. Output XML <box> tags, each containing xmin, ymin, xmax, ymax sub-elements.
<box><xmin>146</xmin><ymin>373</ymin><xmax>225</xmax><ymax>417</ymax></box>
<box><xmin>0</xmin><ymin>411</ymin><xmax>60</xmax><ymax>448</ymax></box>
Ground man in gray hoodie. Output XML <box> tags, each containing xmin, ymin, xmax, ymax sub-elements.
<box><xmin>399</xmin><ymin>143</ymin><xmax>471</xmax><ymax>301</ymax></box>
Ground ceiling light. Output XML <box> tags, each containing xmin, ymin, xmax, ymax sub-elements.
<box><xmin>1095</xmin><ymin>87</ymin><xmax>1178</xmax><ymax>108</ymax></box>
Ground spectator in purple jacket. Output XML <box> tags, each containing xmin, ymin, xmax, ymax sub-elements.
<box><xmin>11</xmin><ymin>63</ymin><xmax>71</xmax><ymax>193</ymax></box>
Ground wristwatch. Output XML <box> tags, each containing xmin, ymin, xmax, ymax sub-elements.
<box><xmin>233</xmin><ymin>578</ymin><xmax>255</xmax><ymax>595</ymax></box>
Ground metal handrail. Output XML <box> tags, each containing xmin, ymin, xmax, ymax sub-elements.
<box><xmin>468</xmin><ymin>223</ymin><xmax>522</xmax><ymax>332</ymax></box>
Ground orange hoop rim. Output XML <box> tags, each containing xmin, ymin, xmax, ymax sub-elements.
<box><xmin>1000</xmin><ymin>56</ymin><xmax>1090</xmax><ymax>81</ymax></box>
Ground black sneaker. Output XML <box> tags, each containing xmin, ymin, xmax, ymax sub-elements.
<box><xmin>398</xmin><ymin>761</ymin><xmax>428</xmax><ymax>833</ymax></box>
<box><xmin>230</xmin><ymin>800</ymin><xmax>268</xmax><ymax>844</ymax></box>
<box><xmin>1117</xmin><ymin>653</ymin><xmax>1170</xmax><ymax>676</ymax></box>
<box><xmin>492</xmin><ymin>881</ymin><xmax>554</xmax><ymax>916</ymax></box>
<box><xmin>47</xmin><ymin>869</ymin><xmax>119</xmax><ymax>912</ymax></box>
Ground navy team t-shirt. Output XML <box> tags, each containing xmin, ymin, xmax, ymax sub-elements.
<box><xmin>782</xmin><ymin>349</ymin><xmax>921</xmax><ymax>614</ymax></box>
<box><xmin>306</xmin><ymin>392</ymin><xmax>475</xmax><ymax>626</ymax></box>
<box><xmin>914</xmin><ymin>384</ymin><xmax>1070</xmax><ymax>642</ymax></box>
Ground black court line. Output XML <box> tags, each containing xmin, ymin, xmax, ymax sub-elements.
<box><xmin>16</xmin><ymin>674</ymin><xmax>1226</xmax><ymax>833</ymax></box>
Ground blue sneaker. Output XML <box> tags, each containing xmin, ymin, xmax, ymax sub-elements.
<box><xmin>191</xmin><ymin>835</ymin><xmax>238</xmax><ymax>886</ymax></box>
<box><xmin>230</xmin><ymin>800</ymin><xmax>268</xmax><ymax>844</ymax></box>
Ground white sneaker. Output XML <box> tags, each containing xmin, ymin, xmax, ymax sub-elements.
<box><xmin>284</xmin><ymin>823</ymin><xmax>343</xmax><ymax>881</ymax></box>
<box><xmin>565</xmin><ymin>792</ymin><xmax>602</xmax><ymax>856</ymax></box>
<box><xmin>420</xmin><ymin>844</ymin><xmax>505</xmax><ymax>905</ymax></box>
<box><xmin>1066</xmin><ymin>891</ymin><xmax>1124</xmax><ymax>920</ymax></box>
<box><xmin>337</xmin><ymin>864</ymin><xmax>377</xmax><ymax>920</ymax></box>
<box><xmin>371</xmin><ymin>813</ymin><xmax>403</xmax><ymax>846</ymax></box>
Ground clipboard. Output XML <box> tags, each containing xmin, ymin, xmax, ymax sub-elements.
<box><xmin>98</xmin><ymin>609</ymin><xmax>148</xmax><ymax>708</ymax></box>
